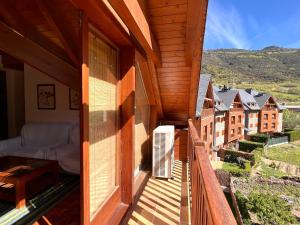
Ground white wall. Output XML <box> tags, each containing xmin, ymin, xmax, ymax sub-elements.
<box><xmin>24</xmin><ymin>64</ymin><xmax>79</xmax><ymax>123</ymax></box>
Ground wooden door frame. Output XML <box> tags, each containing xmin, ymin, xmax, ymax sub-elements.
<box><xmin>80</xmin><ymin>13</ymin><xmax>136</xmax><ymax>225</ymax></box>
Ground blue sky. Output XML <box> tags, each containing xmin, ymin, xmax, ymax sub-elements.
<box><xmin>204</xmin><ymin>0</ymin><xmax>300</xmax><ymax>50</ymax></box>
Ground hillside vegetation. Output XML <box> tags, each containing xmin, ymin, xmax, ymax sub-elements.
<box><xmin>201</xmin><ymin>46</ymin><xmax>300</xmax><ymax>104</ymax></box>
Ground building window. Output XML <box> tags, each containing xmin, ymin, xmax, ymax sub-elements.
<box><xmin>238</xmin><ymin>115</ymin><xmax>242</xmax><ymax>123</ymax></box>
<box><xmin>272</xmin><ymin>114</ymin><xmax>276</xmax><ymax>119</ymax></box>
<box><xmin>231</xmin><ymin>116</ymin><xmax>235</xmax><ymax>125</ymax></box>
<box><xmin>231</xmin><ymin>129</ymin><xmax>235</xmax><ymax>137</ymax></box>
<box><xmin>263</xmin><ymin>123</ymin><xmax>268</xmax><ymax>129</ymax></box>
<box><xmin>238</xmin><ymin>127</ymin><xmax>242</xmax><ymax>134</ymax></box>
<box><xmin>272</xmin><ymin>123</ymin><xmax>276</xmax><ymax>128</ymax></box>
<box><xmin>203</xmin><ymin>126</ymin><xmax>208</xmax><ymax>141</ymax></box>
<box><xmin>264</xmin><ymin>114</ymin><xmax>268</xmax><ymax>119</ymax></box>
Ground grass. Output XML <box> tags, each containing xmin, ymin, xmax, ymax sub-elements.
<box><xmin>259</xmin><ymin>162</ymin><xmax>288</xmax><ymax>178</ymax></box>
<box><xmin>264</xmin><ymin>141</ymin><xmax>300</xmax><ymax>166</ymax></box>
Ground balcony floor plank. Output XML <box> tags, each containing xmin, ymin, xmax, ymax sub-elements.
<box><xmin>123</xmin><ymin>161</ymin><xmax>190</xmax><ymax>225</ymax></box>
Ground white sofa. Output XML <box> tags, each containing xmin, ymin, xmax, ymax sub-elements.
<box><xmin>0</xmin><ymin>122</ymin><xmax>80</xmax><ymax>174</ymax></box>
<box><xmin>47</xmin><ymin>125</ymin><xmax>80</xmax><ymax>174</ymax></box>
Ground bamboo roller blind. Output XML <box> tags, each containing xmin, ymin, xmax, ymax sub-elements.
<box><xmin>88</xmin><ymin>31</ymin><xmax>118</xmax><ymax>218</ymax></box>
<box><xmin>134</xmin><ymin>63</ymin><xmax>150</xmax><ymax>175</ymax></box>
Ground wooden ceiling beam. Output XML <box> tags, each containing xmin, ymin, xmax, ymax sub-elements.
<box><xmin>185</xmin><ymin>0</ymin><xmax>208</xmax><ymax>64</ymax></box>
<box><xmin>71</xmin><ymin>0</ymin><xmax>132</xmax><ymax>47</ymax></box>
<box><xmin>0</xmin><ymin>1</ymin><xmax>71</xmax><ymax>64</ymax></box>
<box><xmin>187</xmin><ymin>0</ymin><xmax>208</xmax><ymax>118</ymax></box>
<box><xmin>36</xmin><ymin>0</ymin><xmax>80</xmax><ymax>67</ymax></box>
<box><xmin>0</xmin><ymin>21</ymin><xmax>79</xmax><ymax>90</ymax></box>
<box><xmin>108</xmin><ymin>0</ymin><xmax>161</xmax><ymax>65</ymax></box>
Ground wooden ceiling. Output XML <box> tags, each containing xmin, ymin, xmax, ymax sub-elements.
<box><xmin>147</xmin><ymin>0</ymin><xmax>207</xmax><ymax>121</ymax></box>
<box><xmin>0</xmin><ymin>0</ymin><xmax>81</xmax><ymax>67</ymax></box>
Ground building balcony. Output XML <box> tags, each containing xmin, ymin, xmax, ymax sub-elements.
<box><xmin>121</xmin><ymin>120</ymin><xmax>237</xmax><ymax>225</ymax></box>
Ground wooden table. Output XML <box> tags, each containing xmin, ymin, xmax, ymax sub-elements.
<box><xmin>0</xmin><ymin>156</ymin><xmax>59</xmax><ymax>209</ymax></box>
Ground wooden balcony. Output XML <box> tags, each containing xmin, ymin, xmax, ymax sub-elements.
<box><xmin>122</xmin><ymin>120</ymin><xmax>237</xmax><ymax>225</ymax></box>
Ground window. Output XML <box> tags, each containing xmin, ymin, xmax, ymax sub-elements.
<box><xmin>88</xmin><ymin>31</ymin><xmax>118</xmax><ymax>216</ymax></box>
<box><xmin>263</xmin><ymin>123</ymin><xmax>268</xmax><ymax>129</ymax></box>
<box><xmin>238</xmin><ymin>115</ymin><xmax>242</xmax><ymax>123</ymax></box>
<box><xmin>238</xmin><ymin>127</ymin><xmax>242</xmax><ymax>135</ymax></box>
<box><xmin>231</xmin><ymin>129</ymin><xmax>235</xmax><ymax>137</ymax></box>
<box><xmin>272</xmin><ymin>123</ymin><xmax>276</xmax><ymax>128</ymax></box>
<box><xmin>264</xmin><ymin>114</ymin><xmax>268</xmax><ymax>119</ymax></box>
<box><xmin>134</xmin><ymin>63</ymin><xmax>150</xmax><ymax>176</ymax></box>
<box><xmin>203</xmin><ymin>126</ymin><xmax>208</xmax><ymax>141</ymax></box>
<box><xmin>231</xmin><ymin>116</ymin><xmax>235</xmax><ymax>125</ymax></box>
<box><xmin>272</xmin><ymin>114</ymin><xmax>276</xmax><ymax>119</ymax></box>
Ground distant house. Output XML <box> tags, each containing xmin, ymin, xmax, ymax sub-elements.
<box><xmin>214</xmin><ymin>86</ymin><xmax>244</xmax><ymax>146</ymax></box>
<box><xmin>251</xmin><ymin>92</ymin><xmax>284</xmax><ymax>133</ymax></box>
<box><xmin>239</xmin><ymin>89</ymin><xmax>260</xmax><ymax>136</ymax></box>
<box><xmin>195</xmin><ymin>74</ymin><xmax>215</xmax><ymax>158</ymax></box>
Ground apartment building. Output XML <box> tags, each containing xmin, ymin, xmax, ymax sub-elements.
<box><xmin>239</xmin><ymin>89</ymin><xmax>260</xmax><ymax>136</ymax></box>
<box><xmin>254</xmin><ymin>93</ymin><xmax>284</xmax><ymax>133</ymax></box>
<box><xmin>195</xmin><ymin>74</ymin><xmax>215</xmax><ymax>157</ymax></box>
<box><xmin>214</xmin><ymin>86</ymin><xmax>244</xmax><ymax>146</ymax></box>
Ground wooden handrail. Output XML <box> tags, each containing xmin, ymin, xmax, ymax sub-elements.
<box><xmin>188</xmin><ymin>119</ymin><xmax>237</xmax><ymax>225</ymax></box>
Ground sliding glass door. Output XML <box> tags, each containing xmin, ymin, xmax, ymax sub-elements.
<box><xmin>134</xmin><ymin>63</ymin><xmax>150</xmax><ymax>176</ymax></box>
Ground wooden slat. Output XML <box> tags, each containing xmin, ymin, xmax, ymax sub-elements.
<box><xmin>108</xmin><ymin>0</ymin><xmax>161</xmax><ymax>65</ymax></box>
<box><xmin>150</xmin><ymin>14</ymin><xmax>187</xmax><ymax>25</ymax></box>
<box><xmin>148</xmin><ymin>0</ymin><xmax>187</xmax><ymax>9</ymax></box>
<box><xmin>0</xmin><ymin>21</ymin><xmax>79</xmax><ymax>90</ymax></box>
<box><xmin>149</xmin><ymin>4</ymin><xmax>188</xmax><ymax>17</ymax></box>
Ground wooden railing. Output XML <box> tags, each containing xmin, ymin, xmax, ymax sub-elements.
<box><xmin>188</xmin><ymin>119</ymin><xmax>237</xmax><ymax>225</ymax></box>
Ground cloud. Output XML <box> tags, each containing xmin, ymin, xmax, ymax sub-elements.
<box><xmin>205</xmin><ymin>1</ymin><xmax>250</xmax><ymax>49</ymax></box>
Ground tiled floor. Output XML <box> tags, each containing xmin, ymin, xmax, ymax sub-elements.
<box><xmin>125</xmin><ymin>161</ymin><xmax>190</xmax><ymax>225</ymax></box>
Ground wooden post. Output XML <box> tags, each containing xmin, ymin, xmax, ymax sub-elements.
<box><xmin>80</xmin><ymin>13</ymin><xmax>90</xmax><ymax>225</ymax></box>
<box><xmin>120</xmin><ymin>47</ymin><xmax>135</xmax><ymax>205</ymax></box>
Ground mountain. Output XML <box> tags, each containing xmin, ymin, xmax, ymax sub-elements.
<box><xmin>201</xmin><ymin>47</ymin><xmax>300</xmax><ymax>104</ymax></box>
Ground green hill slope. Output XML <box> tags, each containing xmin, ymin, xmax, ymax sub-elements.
<box><xmin>201</xmin><ymin>47</ymin><xmax>300</xmax><ymax>104</ymax></box>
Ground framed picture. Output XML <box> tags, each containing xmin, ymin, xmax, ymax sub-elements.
<box><xmin>69</xmin><ymin>88</ymin><xmax>80</xmax><ymax>110</ymax></box>
<box><xmin>37</xmin><ymin>84</ymin><xmax>56</xmax><ymax>110</ymax></box>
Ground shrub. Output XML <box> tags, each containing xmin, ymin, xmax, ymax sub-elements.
<box><xmin>252</xmin><ymin>148</ymin><xmax>263</xmax><ymax>168</ymax></box>
<box><xmin>284</xmin><ymin>129</ymin><xmax>300</xmax><ymax>142</ymax></box>
<box><xmin>221</xmin><ymin>161</ymin><xmax>251</xmax><ymax>177</ymax></box>
<box><xmin>246</xmin><ymin>192</ymin><xmax>296</xmax><ymax>225</ymax></box>
<box><xmin>235</xmin><ymin>191</ymin><xmax>251</xmax><ymax>225</ymax></box>
<box><xmin>239</xmin><ymin>141</ymin><xmax>264</xmax><ymax>152</ymax></box>
<box><xmin>249</xmin><ymin>133</ymin><xmax>269</xmax><ymax>143</ymax></box>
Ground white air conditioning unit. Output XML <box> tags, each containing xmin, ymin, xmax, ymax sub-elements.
<box><xmin>152</xmin><ymin>125</ymin><xmax>175</xmax><ymax>179</ymax></box>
